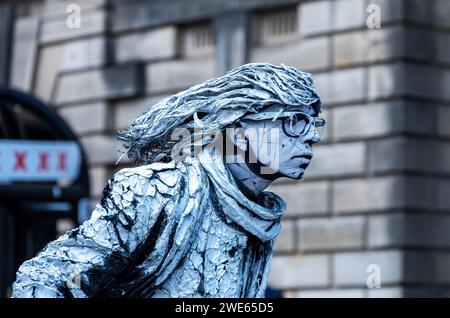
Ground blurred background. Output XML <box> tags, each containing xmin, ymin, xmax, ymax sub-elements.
<box><xmin>1</xmin><ymin>0</ymin><xmax>450</xmax><ymax>298</ymax></box>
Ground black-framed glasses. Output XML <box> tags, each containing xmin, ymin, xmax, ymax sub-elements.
<box><xmin>241</xmin><ymin>109</ymin><xmax>327</xmax><ymax>140</ymax></box>
<box><xmin>280</xmin><ymin>112</ymin><xmax>326</xmax><ymax>139</ymax></box>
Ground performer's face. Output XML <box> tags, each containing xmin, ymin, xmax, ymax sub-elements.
<box><xmin>239</xmin><ymin>106</ymin><xmax>324</xmax><ymax>180</ymax></box>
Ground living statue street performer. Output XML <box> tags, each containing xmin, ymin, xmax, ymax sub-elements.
<box><xmin>12</xmin><ymin>63</ymin><xmax>325</xmax><ymax>298</ymax></box>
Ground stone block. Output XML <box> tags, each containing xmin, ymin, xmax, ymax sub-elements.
<box><xmin>58</xmin><ymin>102</ymin><xmax>109</xmax><ymax>135</ymax></box>
<box><xmin>146</xmin><ymin>57</ymin><xmax>215</xmax><ymax>94</ymax></box>
<box><xmin>368</xmin><ymin>63</ymin><xmax>402</xmax><ymax>100</ymax></box>
<box><xmin>58</xmin><ymin>37</ymin><xmax>107</xmax><ymax>72</ymax></box>
<box><xmin>437</xmin><ymin>178</ymin><xmax>450</xmax><ymax>210</ymax></box>
<box><xmin>436</xmin><ymin>32</ymin><xmax>450</xmax><ymax>65</ymax></box>
<box><xmin>80</xmin><ymin>135</ymin><xmax>125</xmax><ymax>165</ymax></box>
<box><xmin>298</xmin><ymin>0</ymin><xmax>332</xmax><ymax>36</ymax></box>
<box><xmin>298</xmin><ymin>216</ymin><xmax>366</xmax><ymax>251</ymax></box>
<box><xmin>40</xmin><ymin>10</ymin><xmax>106</xmax><ymax>44</ymax></box>
<box><xmin>367</xmin><ymin>137</ymin><xmax>430</xmax><ymax>173</ymax></box>
<box><xmin>404</xmin><ymin>0</ymin><xmax>450</xmax><ymax>29</ymax></box>
<box><xmin>332</xmin><ymin>176</ymin><xmax>437</xmax><ymax>214</ymax></box>
<box><xmin>333</xmin><ymin>0</ymin><xmax>366</xmax><ymax>31</ymax></box>
<box><xmin>269</xmin><ymin>181</ymin><xmax>330</xmax><ymax>217</ymax></box>
<box><xmin>333</xmin><ymin>27</ymin><xmax>406</xmax><ymax>66</ymax></box>
<box><xmin>315</xmin><ymin>68</ymin><xmax>366</xmax><ymax>105</ymax></box>
<box><xmin>305</xmin><ymin>142</ymin><xmax>366</xmax><ymax>179</ymax></box>
<box><xmin>115</xmin><ymin>26</ymin><xmax>177</xmax><ymax>63</ymax></box>
<box><xmin>438</xmin><ymin>106</ymin><xmax>450</xmax><ymax>138</ymax></box>
<box><xmin>274</xmin><ymin>220</ymin><xmax>296</xmax><ymax>253</ymax></box>
<box><xmin>402</xmin><ymin>64</ymin><xmax>450</xmax><ymax>102</ymax></box>
<box><xmin>368</xmin><ymin>213</ymin><xmax>450</xmax><ymax>249</ymax></box>
<box><xmin>334</xmin><ymin>250</ymin><xmax>403</xmax><ymax>287</ymax></box>
<box><xmin>332</xmin><ymin>102</ymin><xmax>434</xmax><ymax>141</ymax></box>
<box><xmin>300</xmin><ymin>0</ymin><xmax>403</xmax><ymax>36</ymax></box>
<box><xmin>369</xmin><ymin>63</ymin><xmax>450</xmax><ymax>102</ymax></box>
<box><xmin>89</xmin><ymin>165</ymin><xmax>111</xmax><ymax>198</ymax></box>
<box><xmin>368</xmin><ymin>137</ymin><xmax>450</xmax><ymax>174</ymax></box>
<box><xmin>113</xmin><ymin>95</ymin><xmax>168</xmax><ymax>129</ymax></box>
<box><xmin>251</xmin><ymin>37</ymin><xmax>330</xmax><ymax>72</ymax></box>
<box><xmin>404</xmin><ymin>251</ymin><xmax>450</xmax><ymax>285</ymax></box>
<box><xmin>10</xmin><ymin>16</ymin><xmax>39</xmax><ymax>92</ymax></box>
<box><xmin>34</xmin><ymin>45</ymin><xmax>63</xmax><ymax>101</ymax></box>
<box><xmin>269</xmin><ymin>254</ymin><xmax>330</xmax><ymax>289</ymax></box>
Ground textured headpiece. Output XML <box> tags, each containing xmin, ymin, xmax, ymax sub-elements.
<box><xmin>117</xmin><ymin>63</ymin><xmax>320</xmax><ymax>165</ymax></box>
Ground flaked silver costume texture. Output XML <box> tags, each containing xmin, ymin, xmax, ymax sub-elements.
<box><xmin>12</xmin><ymin>63</ymin><xmax>321</xmax><ymax>298</ymax></box>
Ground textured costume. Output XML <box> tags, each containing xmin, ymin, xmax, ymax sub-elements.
<box><xmin>12</xmin><ymin>147</ymin><xmax>284</xmax><ymax>297</ymax></box>
<box><xmin>12</xmin><ymin>63</ymin><xmax>321</xmax><ymax>298</ymax></box>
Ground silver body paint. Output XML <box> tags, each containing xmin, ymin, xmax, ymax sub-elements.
<box><xmin>12</xmin><ymin>147</ymin><xmax>285</xmax><ymax>298</ymax></box>
<box><xmin>12</xmin><ymin>63</ymin><xmax>320</xmax><ymax>298</ymax></box>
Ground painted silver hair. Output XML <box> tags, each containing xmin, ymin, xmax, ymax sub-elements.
<box><xmin>117</xmin><ymin>63</ymin><xmax>321</xmax><ymax>165</ymax></box>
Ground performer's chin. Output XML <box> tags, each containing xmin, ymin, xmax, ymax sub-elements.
<box><xmin>284</xmin><ymin>168</ymin><xmax>305</xmax><ymax>180</ymax></box>
<box><xmin>294</xmin><ymin>170</ymin><xmax>305</xmax><ymax>180</ymax></box>
<box><xmin>292</xmin><ymin>163</ymin><xmax>309</xmax><ymax>179</ymax></box>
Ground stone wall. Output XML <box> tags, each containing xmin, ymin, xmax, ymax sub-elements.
<box><xmin>8</xmin><ymin>0</ymin><xmax>450</xmax><ymax>297</ymax></box>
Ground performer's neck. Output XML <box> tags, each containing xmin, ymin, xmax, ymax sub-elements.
<box><xmin>225</xmin><ymin>160</ymin><xmax>273</xmax><ymax>202</ymax></box>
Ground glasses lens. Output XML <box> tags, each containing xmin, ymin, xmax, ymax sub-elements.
<box><xmin>314</xmin><ymin>118</ymin><xmax>326</xmax><ymax>140</ymax></box>
<box><xmin>283</xmin><ymin>114</ymin><xmax>309</xmax><ymax>136</ymax></box>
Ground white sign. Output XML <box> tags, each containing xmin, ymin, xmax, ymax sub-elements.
<box><xmin>0</xmin><ymin>140</ymin><xmax>81</xmax><ymax>184</ymax></box>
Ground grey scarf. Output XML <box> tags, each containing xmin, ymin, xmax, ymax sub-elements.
<box><xmin>197</xmin><ymin>147</ymin><xmax>286</xmax><ymax>241</ymax></box>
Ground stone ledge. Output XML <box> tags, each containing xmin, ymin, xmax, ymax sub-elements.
<box><xmin>54</xmin><ymin>63</ymin><xmax>144</xmax><ymax>105</ymax></box>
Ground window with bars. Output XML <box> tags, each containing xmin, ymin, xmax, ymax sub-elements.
<box><xmin>179</xmin><ymin>22</ymin><xmax>215</xmax><ymax>57</ymax></box>
<box><xmin>253</xmin><ymin>7</ymin><xmax>298</xmax><ymax>46</ymax></box>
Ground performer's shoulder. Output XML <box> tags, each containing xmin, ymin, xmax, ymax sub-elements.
<box><xmin>114</xmin><ymin>160</ymin><xmax>184</xmax><ymax>180</ymax></box>
<box><xmin>108</xmin><ymin>160</ymin><xmax>187</xmax><ymax>196</ymax></box>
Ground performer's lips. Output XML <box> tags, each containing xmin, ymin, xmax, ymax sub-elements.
<box><xmin>292</xmin><ymin>154</ymin><xmax>313</xmax><ymax>160</ymax></box>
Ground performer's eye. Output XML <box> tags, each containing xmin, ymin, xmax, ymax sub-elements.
<box><xmin>281</xmin><ymin>114</ymin><xmax>311</xmax><ymax>137</ymax></box>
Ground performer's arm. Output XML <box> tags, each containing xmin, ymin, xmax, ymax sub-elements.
<box><xmin>12</xmin><ymin>168</ymin><xmax>168</xmax><ymax>298</ymax></box>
